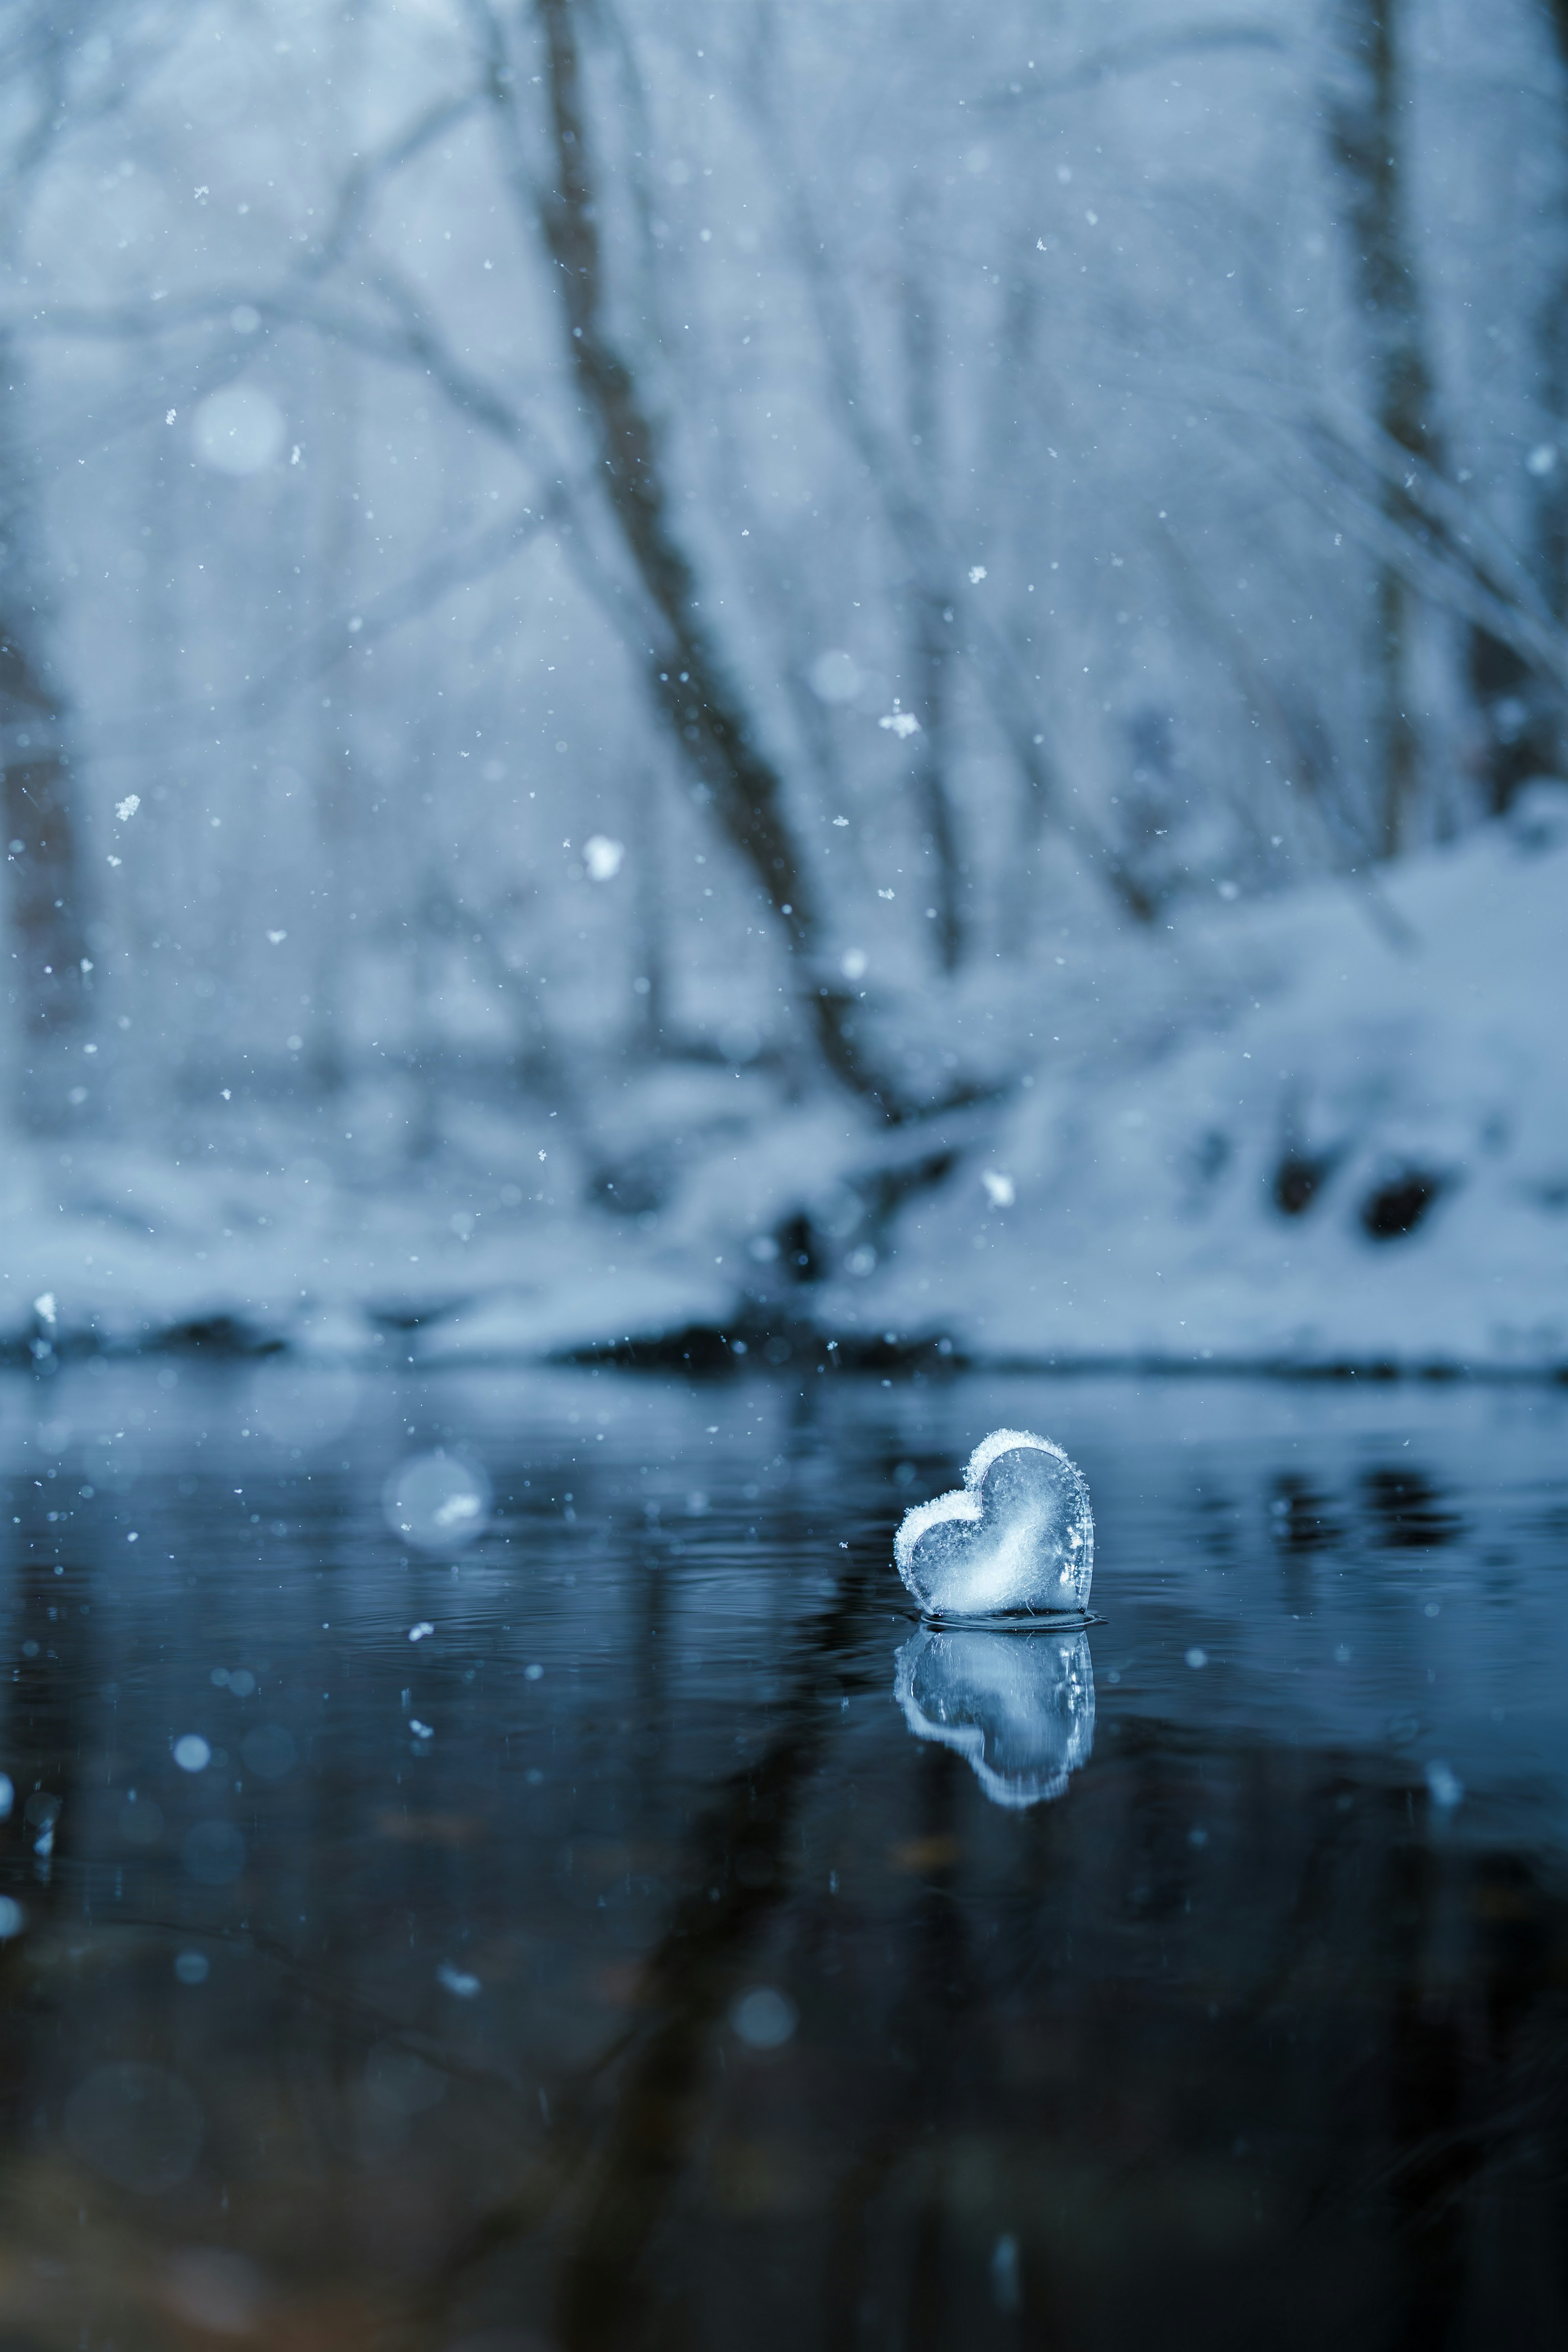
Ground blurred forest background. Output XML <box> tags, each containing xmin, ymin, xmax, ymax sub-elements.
<box><xmin>3</xmin><ymin>0</ymin><xmax>1567</xmax><ymax>1369</ymax></box>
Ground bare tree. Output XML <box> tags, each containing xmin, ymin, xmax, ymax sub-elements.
<box><xmin>463</xmin><ymin>0</ymin><xmax>899</xmax><ymax>1111</ymax></box>
<box><xmin>900</xmin><ymin>225</ymin><xmax>964</xmax><ymax>975</ymax></box>
<box><xmin>0</xmin><ymin>394</ymin><xmax>88</xmax><ymax>1069</ymax></box>
<box><xmin>1325</xmin><ymin>0</ymin><xmax>1443</xmax><ymax>854</ymax></box>
<box><xmin>0</xmin><ymin>5</ymin><xmax>96</xmax><ymax>1116</ymax></box>
<box><xmin>1494</xmin><ymin>0</ymin><xmax>1568</xmax><ymax>795</ymax></box>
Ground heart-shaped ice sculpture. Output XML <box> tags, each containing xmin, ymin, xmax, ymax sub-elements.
<box><xmin>894</xmin><ymin>1623</ymin><xmax>1096</xmax><ymax>1808</ymax></box>
<box><xmin>894</xmin><ymin>1429</ymin><xmax>1093</xmax><ymax>1619</ymax></box>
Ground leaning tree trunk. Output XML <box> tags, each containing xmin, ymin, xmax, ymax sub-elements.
<box><xmin>0</xmin><ymin>340</ymin><xmax>89</xmax><ymax>1125</ymax></box>
<box><xmin>1513</xmin><ymin>0</ymin><xmax>1568</xmax><ymax>790</ymax></box>
<box><xmin>494</xmin><ymin>0</ymin><xmax>897</xmax><ymax>1113</ymax></box>
<box><xmin>1326</xmin><ymin>0</ymin><xmax>1441</xmax><ymax>855</ymax></box>
<box><xmin>1537</xmin><ymin>0</ymin><xmax>1568</xmax><ymax>629</ymax></box>
<box><xmin>900</xmin><ymin>220</ymin><xmax>964</xmax><ymax>976</ymax></box>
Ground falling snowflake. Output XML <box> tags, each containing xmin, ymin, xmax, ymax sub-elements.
<box><xmin>879</xmin><ymin>704</ymin><xmax>920</xmax><ymax>740</ymax></box>
<box><xmin>114</xmin><ymin>795</ymin><xmax>140</xmax><ymax>822</ymax></box>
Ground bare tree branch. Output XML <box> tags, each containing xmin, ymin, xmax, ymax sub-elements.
<box><xmin>978</xmin><ymin>20</ymin><xmax>1290</xmax><ymax>109</ymax></box>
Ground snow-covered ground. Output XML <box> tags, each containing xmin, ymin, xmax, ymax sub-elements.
<box><xmin>822</xmin><ymin>785</ymin><xmax>1568</xmax><ymax>1372</ymax></box>
<box><xmin>6</xmin><ymin>791</ymin><xmax>1567</xmax><ymax>1374</ymax></box>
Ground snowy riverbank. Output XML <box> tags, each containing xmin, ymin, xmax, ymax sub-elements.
<box><xmin>5</xmin><ymin>791</ymin><xmax>1567</xmax><ymax>1375</ymax></box>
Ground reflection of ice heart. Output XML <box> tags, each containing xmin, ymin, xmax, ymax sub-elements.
<box><xmin>894</xmin><ymin>1624</ymin><xmax>1095</xmax><ymax>1809</ymax></box>
<box><xmin>894</xmin><ymin>1429</ymin><xmax>1093</xmax><ymax>1618</ymax></box>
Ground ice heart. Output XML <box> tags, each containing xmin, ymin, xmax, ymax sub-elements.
<box><xmin>893</xmin><ymin>1623</ymin><xmax>1096</xmax><ymax>1809</ymax></box>
<box><xmin>894</xmin><ymin>1429</ymin><xmax>1093</xmax><ymax>1619</ymax></box>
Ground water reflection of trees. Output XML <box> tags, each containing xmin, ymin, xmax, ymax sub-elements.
<box><xmin>415</xmin><ymin>1726</ymin><xmax>1568</xmax><ymax>2352</ymax></box>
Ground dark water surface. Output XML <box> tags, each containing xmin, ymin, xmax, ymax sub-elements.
<box><xmin>3</xmin><ymin>1361</ymin><xmax>1568</xmax><ymax>2351</ymax></box>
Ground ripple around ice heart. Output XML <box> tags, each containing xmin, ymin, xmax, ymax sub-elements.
<box><xmin>894</xmin><ymin>1429</ymin><xmax>1094</xmax><ymax>1619</ymax></box>
<box><xmin>894</xmin><ymin>1623</ymin><xmax>1096</xmax><ymax>1809</ymax></box>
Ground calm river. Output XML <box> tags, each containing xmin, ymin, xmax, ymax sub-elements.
<box><xmin>2</xmin><ymin>1359</ymin><xmax>1566</xmax><ymax>2351</ymax></box>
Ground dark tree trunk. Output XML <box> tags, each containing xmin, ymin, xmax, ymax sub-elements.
<box><xmin>0</xmin><ymin>342</ymin><xmax>88</xmax><ymax>1118</ymax></box>
<box><xmin>908</xmin><ymin>591</ymin><xmax>963</xmax><ymax>975</ymax></box>
<box><xmin>2</xmin><ymin>741</ymin><xmax>85</xmax><ymax>1030</ymax></box>
<box><xmin>513</xmin><ymin>0</ymin><xmax>898</xmax><ymax>1112</ymax></box>
<box><xmin>901</xmin><ymin>257</ymin><xmax>963</xmax><ymax>975</ymax></box>
<box><xmin>1509</xmin><ymin>0</ymin><xmax>1568</xmax><ymax>793</ymax></box>
<box><xmin>1327</xmin><ymin>0</ymin><xmax>1440</xmax><ymax>854</ymax></box>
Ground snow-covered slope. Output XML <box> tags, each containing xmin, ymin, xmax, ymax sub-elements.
<box><xmin>5</xmin><ymin>795</ymin><xmax>1566</xmax><ymax>1372</ymax></box>
<box><xmin>821</xmin><ymin>787</ymin><xmax>1568</xmax><ymax>1370</ymax></box>
<box><xmin>0</xmin><ymin>1140</ymin><xmax>737</xmax><ymax>1364</ymax></box>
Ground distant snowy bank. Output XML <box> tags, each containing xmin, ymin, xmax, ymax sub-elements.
<box><xmin>5</xmin><ymin>793</ymin><xmax>1568</xmax><ymax>1377</ymax></box>
<box><xmin>825</xmin><ymin>786</ymin><xmax>1568</xmax><ymax>1375</ymax></box>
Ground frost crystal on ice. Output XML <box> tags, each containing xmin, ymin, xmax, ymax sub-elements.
<box><xmin>894</xmin><ymin>1430</ymin><xmax>1093</xmax><ymax>1618</ymax></box>
<box><xmin>894</xmin><ymin>1622</ymin><xmax>1095</xmax><ymax>1807</ymax></box>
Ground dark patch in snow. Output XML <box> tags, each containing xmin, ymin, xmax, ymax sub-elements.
<box><xmin>576</xmin><ymin>1319</ymin><xmax>964</xmax><ymax>1378</ymax></box>
<box><xmin>164</xmin><ymin>1315</ymin><xmax>283</xmax><ymax>1357</ymax></box>
<box><xmin>775</xmin><ymin>1212</ymin><xmax>824</xmax><ymax>1284</ymax></box>
<box><xmin>1274</xmin><ymin>1150</ymin><xmax>1337</xmax><ymax>1218</ymax></box>
<box><xmin>577</xmin><ymin>1323</ymin><xmax>770</xmax><ymax>1375</ymax></box>
<box><xmin>1360</xmin><ymin>1170</ymin><xmax>1446</xmax><ymax>1240</ymax></box>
